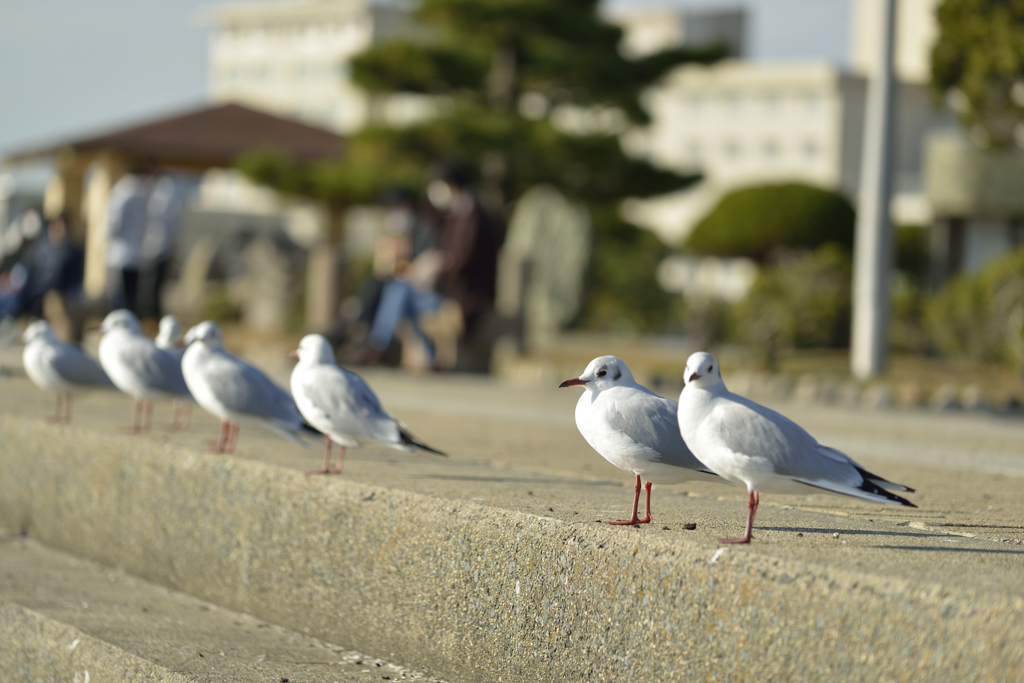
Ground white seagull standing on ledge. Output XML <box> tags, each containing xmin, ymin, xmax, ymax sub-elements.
<box><xmin>290</xmin><ymin>334</ymin><xmax>445</xmax><ymax>475</ymax></box>
<box><xmin>677</xmin><ymin>351</ymin><xmax>915</xmax><ymax>544</ymax></box>
<box><xmin>182</xmin><ymin>321</ymin><xmax>310</xmax><ymax>453</ymax></box>
<box><xmin>559</xmin><ymin>355</ymin><xmax>721</xmax><ymax>526</ymax></box>
<box><xmin>97</xmin><ymin>309</ymin><xmax>192</xmax><ymax>433</ymax></box>
<box><xmin>22</xmin><ymin>320</ymin><xmax>115</xmax><ymax>423</ymax></box>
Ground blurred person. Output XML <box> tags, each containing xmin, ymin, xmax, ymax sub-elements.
<box><xmin>358</xmin><ymin>167</ymin><xmax>500</xmax><ymax>367</ymax></box>
<box><xmin>358</xmin><ymin>188</ymin><xmax>444</xmax><ymax>365</ymax></box>
<box><xmin>138</xmin><ymin>174</ymin><xmax>186</xmax><ymax>320</ymax></box>
<box><xmin>0</xmin><ymin>213</ymin><xmax>83</xmax><ymax>320</ymax></box>
<box><xmin>427</xmin><ymin>165</ymin><xmax>500</xmax><ymax>332</ymax></box>
<box><xmin>0</xmin><ymin>207</ymin><xmax>43</xmax><ymax>273</ymax></box>
<box><xmin>106</xmin><ymin>164</ymin><xmax>154</xmax><ymax>314</ymax></box>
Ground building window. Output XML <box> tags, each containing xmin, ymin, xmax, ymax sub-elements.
<box><xmin>804</xmin><ymin>92</ymin><xmax>821</xmax><ymax>114</ymax></box>
<box><xmin>723</xmin><ymin>139</ymin><xmax>742</xmax><ymax>159</ymax></box>
<box><xmin>763</xmin><ymin>92</ymin><xmax>780</xmax><ymax>115</ymax></box>
<box><xmin>802</xmin><ymin>140</ymin><xmax>820</xmax><ymax>159</ymax></box>
<box><xmin>762</xmin><ymin>139</ymin><xmax>780</xmax><ymax>159</ymax></box>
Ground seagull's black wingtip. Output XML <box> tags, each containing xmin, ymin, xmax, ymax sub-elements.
<box><xmin>399</xmin><ymin>427</ymin><xmax>447</xmax><ymax>456</ymax></box>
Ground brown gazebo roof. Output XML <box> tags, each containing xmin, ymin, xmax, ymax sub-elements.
<box><xmin>5</xmin><ymin>103</ymin><xmax>344</xmax><ymax>168</ymax></box>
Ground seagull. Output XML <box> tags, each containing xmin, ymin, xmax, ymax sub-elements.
<box><xmin>154</xmin><ymin>314</ymin><xmax>190</xmax><ymax>428</ymax></box>
<box><xmin>677</xmin><ymin>351</ymin><xmax>916</xmax><ymax>544</ymax></box>
<box><xmin>154</xmin><ymin>314</ymin><xmax>185</xmax><ymax>359</ymax></box>
<box><xmin>290</xmin><ymin>334</ymin><xmax>445</xmax><ymax>475</ymax></box>
<box><xmin>21</xmin><ymin>319</ymin><xmax>115</xmax><ymax>422</ymax></box>
<box><xmin>559</xmin><ymin>355</ymin><xmax>721</xmax><ymax>525</ymax></box>
<box><xmin>183</xmin><ymin>320</ymin><xmax>312</xmax><ymax>453</ymax></box>
<box><xmin>97</xmin><ymin>309</ymin><xmax>192</xmax><ymax>433</ymax></box>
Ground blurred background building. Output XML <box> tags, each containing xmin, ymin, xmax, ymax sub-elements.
<box><xmin>3</xmin><ymin>0</ymin><xmax>1022</xmax><ymax>378</ymax></box>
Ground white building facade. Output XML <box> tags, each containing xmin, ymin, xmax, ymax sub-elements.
<box><xmin>205</xmin><ymin>0</ymin><xmax>416</xmax><ymax>134</ymax></box>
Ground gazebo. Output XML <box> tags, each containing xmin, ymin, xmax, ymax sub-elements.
<box><xmin>4</xmin><ymin>103</ymin><xmax>346</xmax><ymax>330</ymax></box>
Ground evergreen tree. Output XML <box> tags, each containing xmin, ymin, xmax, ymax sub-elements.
<box><xmin>931</xmin><ymin>0</ymin><xmax>1024</xmax><ymax>148</ymax></box>
<box><xmin>238</xmin><ymin>0</ymin><xmax>725</xmax><ymax>331</ymax></box>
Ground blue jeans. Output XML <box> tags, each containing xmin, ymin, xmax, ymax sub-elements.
<box><xmin>367</xmin><ymin>279</ymin><xmax>442</xmax><ymax>359</ymax></box>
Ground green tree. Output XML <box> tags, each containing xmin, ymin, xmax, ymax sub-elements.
<box><xmin>684</xmin><ymin>183</ymin><xmax>856</xmax><ymax>261</ymax></box>
<box><xmin>926</xmin><ymin>248</ymin><xmax>1024</xmax><ymax>370</ymax></box>
<box><xmin>931</xmin><ymin>0</ymin><xmax>1024</xmax><ymax>147</ymax></box>
<box><xmin>731</xmin><ymin>245</ymin><xmax>853</xmax><ymax>368</ymax></box>
<box><xmin>237</xmin><ymin>0</ymin><xmax>725</xmax><ymax>331</ymax></box>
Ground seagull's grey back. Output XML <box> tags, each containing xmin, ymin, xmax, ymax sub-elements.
<box><xmin>204</xmin><ymin>350</ymin><xmax>302</xmax><ymax>425</ymax></box>
<box><xmin>123</xmin><ymin>336</ymin><xmax>191</xmax><ymax>397</ymax></box>
<box><xmin>704</xmin><ymin>388</ymin><xmax>866</xmax><ymax>484</ymax></box>
<box><xmin>50</xmin><ymin>343</ymin><xmax>114</xmax><ymax>388</ymax></box>
<box><xmin>296</xmin><ymin>364</ymin><xmax>400</xmax><ymax>444</ymax></box>
<box><xmin>589</xmin><ymin>384</ymin><xmax>706</xmax><ymax>471</ymax></box>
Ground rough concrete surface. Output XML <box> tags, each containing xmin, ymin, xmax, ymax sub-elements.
<box><xmin>1</xmin><ymin>363</ymin><xmax>1024</xmax><ymax>682</ymax></box>
<box><xmin>0</xmin><ymin>531</ymin><xmax>445</xmax><ymax>682</ymax></box>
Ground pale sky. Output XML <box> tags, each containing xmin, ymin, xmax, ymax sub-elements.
<box><xmin>0</xmin><ymin>0</ymin><xmax>851</xmax><ymax>159</ymax></box>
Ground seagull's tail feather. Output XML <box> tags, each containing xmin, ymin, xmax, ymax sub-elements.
<box><xmin>794</xmin><ymin>477</ymin><xmax>917</xmax><ymax>507</ymax></box>
<box><xmin>264</xmin><ymin>420</ymin><xmax>311</xmax><ymax>448</ymax></box>
<box><xmin>398</xmin><ymin>427</ymin><xmax>446</xmax><ymax>456</ymax></box>
<box><xmin>855</xmin><ymin>465</ymin><xmax>915</xmax><ymax>493</ymax></box>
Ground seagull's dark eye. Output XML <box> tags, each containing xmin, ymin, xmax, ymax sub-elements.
<box><xmin>709</xmin><ymin>365</ymin><xmax>714</xmax><ymax>373</ymax></box>
<box><xmin>597</xmin><ymin>370</ymin><xmax>607</xmax><ymax>377</ymax></box>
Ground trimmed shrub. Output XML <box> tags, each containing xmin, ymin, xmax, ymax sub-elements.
<box><xmin>578</xmin><ymin>207</ymin><xmax>677</xmax><ymax>334</ymax></box>
<box><xmin>730</xmin><ymin>244</ymin><xmax>852</xmax><ymax>367</ymax></box>
<box><xmin>686</xmin><ymin>183</ymin><xmax>855</xmax><ymax>261</ymax></box>
<box><xmin>926</xmin><ymin>248</ymin><xmax>1024</xmax><ymax>371</ymax></box>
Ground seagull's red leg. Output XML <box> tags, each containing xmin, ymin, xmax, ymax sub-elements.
<box><xmin>123</xmin><ymin>399</ymin><xmax>143</xmax><ymax>433</ymax></box>
<box><xmin>207</xmin><ymin>420</ymin><xmax>229</xmax><ymax>453</ymax></box>
<box><xmin>718</xmin><ymin>490</ymin><xmax>759</xmax><ymax>544</ymax></box>
<box><xmin>306</xmin><ymin>437</ymin><xmax>344</xmax><ymax>475</ymax></box>
<box><xmin>607</xmin><ymin>474</ymin><xmax>644</xmax><ymax>525</ymax></box>
<box><xmin>334</xmin><ymin>445</ymin><xmax>346</xmax><ymax>474</ymax></box>
<box><xmin>168</xmin><ymin>399</ymin><xmax>181</xmax><ymax>430</ymax></box>
<box><xmin>48</xmin><ymin>393</ymin><xmax>64</xmax><ymax>423</ymax></box>
<box><xmin>225</xmin><ymin>423</ymin><xmax>239</xmax><ymax>453</ymax></box>
<box><xmin>64</xmin><ymin>394</ymin><xmax>73</xmax><ymax>423</ymax></box>
<box><xmin>141</xmin><ymin>400</ymin><xmax>153</xmax><ymax>434</ymax></box>
<box><xmin>638</xmin><ymin>481</ymin><xmax>653</xmax><ymax>523</ymax></box>
<box><xmin>170</xmin><ymin>402</ymin><xmax>191</xmax><ymax>431</ymax></box>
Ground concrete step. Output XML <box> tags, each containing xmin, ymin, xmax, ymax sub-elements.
<box><xmin>2</xmin><ymin>371</ymin><xmax>1024</xmax><ymax>681</ymax></box>
<box><xmin>0</xmin><ymin>531</ymin><xmax>445</xmax><ymax>682</ymax></box>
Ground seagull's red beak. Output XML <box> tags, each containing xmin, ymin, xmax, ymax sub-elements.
<box><xmin>289</xmin><ymin>349</ymin><xmax>299</xmax><ymax>359</ymax></box>
<box><xmin>176</xmin><ymin>340</ymin><xmax>186</xmax><ymax>348</ymax></box>
<box><xmin>688</xmin><ymin>372</ymin><xmax>700</xmax><ymax>383</ymax></box>
<box><xmin>559</xmin><ymin>377</ymin><xmax>589</xmax><ymax>388</ymax></box>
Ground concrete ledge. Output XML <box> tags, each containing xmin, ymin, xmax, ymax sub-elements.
<box><xmin>1</xmin><ymin>601</ymin><xmax>190</xmax><ymax>683</ymax></box>
<box><xmin>1</xmin><ymin>415</ymin><xmax>1023</xmax><ymax>682</ymax></box>
<box><xmin>0</xmin><ymin>532</ymin><xmax>444</xmax><ymax>682</ymax></box>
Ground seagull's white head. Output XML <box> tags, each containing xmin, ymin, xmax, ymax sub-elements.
<box><xmin>99</xmin><ymin>309</ymin><xmax>141</xmax><ymax>335</ymax></box>
<box><xmin>291</xmin><ymin>334</ymin><xmax>335</xmax><ymax>365</ymax></box>
<box><xmin>22</xmin><ymin>319</ymin><xmax>56</xmax><ymax>345</ymax></box>
<box><xmin>189</xmin><ymin>321</ymin><xmax>224</xmax><ymax>349</ymax></box>
<box><xmin>156</xmin><ymin>314</ymin><xmax>183</xmax><ymax>346</ymax></box>
<box><xmin>559</xmin><ymin>355</ymin><xmax>635</xmax><ymax>392</ymax></box>
<box><xmin>684</xmin><ymin>351</ymin><xmax>724</xmax><ymax>391</ymax></box>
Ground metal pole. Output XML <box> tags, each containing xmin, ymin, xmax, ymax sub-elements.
<box><xmin>851</xmin><ymin>0</ymin><xmax>897</xmax><ymax>379</ymax></box>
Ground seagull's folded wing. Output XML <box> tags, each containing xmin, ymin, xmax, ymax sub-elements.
<box><xmin>298</xmin><ymin>365</ymin><xmax>400</xmax><ymax>444</ymax></box>
<box><xmin>207</xmin><ymin>355</ymin><xmax>302</xmax><ymax>425</ymax></box>
<box><xmin>702</xmin><ymin>395</ymin><xmax>911</xmax><ymax>503</ymax></box>
<box><xmin>603</xmin><ymin>389</ymin><xmax>711</xmax><ymax>472</ymax></box>
<box><xmin>51</xmin><ymin>344</ymin><xmax>115</xmax><ymax>389</ymax></box>
<box><xmin>121</xmin><ymin>338</ymin><xmax>191</xmax><ymax>397</ymax></box>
